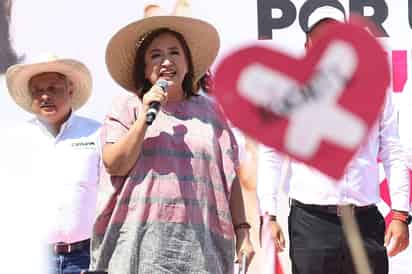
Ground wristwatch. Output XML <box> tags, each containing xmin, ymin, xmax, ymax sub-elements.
<box><xmin>259</xmin><ymin>215</ymin><xmax>277</xmax><ymax>225</ymax></box>
<box><xmin>406</xmin><ymin>215</ymin><xmax>412</xmax><ymax>225</ymax></box>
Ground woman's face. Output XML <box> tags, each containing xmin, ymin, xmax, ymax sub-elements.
<box><xmin>144</xmin><ymin>32</ymin><xmax>189</xmax><ymax>93</ymax></box>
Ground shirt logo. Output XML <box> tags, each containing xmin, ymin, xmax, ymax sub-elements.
<box><xmin>71</xmin><ymin>141</ymin><xmax>96</xmax><ymax>148</ymax></box>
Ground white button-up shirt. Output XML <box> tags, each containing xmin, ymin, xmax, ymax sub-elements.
<box><xmin>9</xmin><ymin>113</ymin><xmax>101</xmax><ymax>243</ymax></box>
<box><xmin>257</xmin><ymin>92</ymin><xmax>410</xmax><ymax>216</ymax></box>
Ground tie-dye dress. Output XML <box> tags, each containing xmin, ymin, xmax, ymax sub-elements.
<box><xmin>90</xmin><ymin>92</ymin><xmax>239</xmax><ymax>274</ymax></box>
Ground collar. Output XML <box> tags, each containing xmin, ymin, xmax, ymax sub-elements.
<box><xmin>34</xmin><ymin>111</ymin><xmax>75</xmax><ymax>140</ymax></box>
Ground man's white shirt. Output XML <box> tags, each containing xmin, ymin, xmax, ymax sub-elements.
<box><xmin>8</xmin><ymin>113</ymin><xmax>101</xmax><ymax>243</ymax></box>
<box><xmin>257</xmin><ymin>92</ymin><xmax>410</xmax><ymax>216</ymax></box>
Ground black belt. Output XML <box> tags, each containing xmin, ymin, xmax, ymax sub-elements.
<box><xmin>51</xmin><ymin>239</ymin><xmax>90</xmax><ymax>254</ymax></box>
<box><xmin>291</xmin><ymin>199</ymin><xmax>376</xmax><ymax>216</ymax></box>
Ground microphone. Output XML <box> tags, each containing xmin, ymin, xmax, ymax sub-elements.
<box><xmin>145</xmin><ymin>79</ymin><xmax>168</xmax><ymax>125</ymax></box>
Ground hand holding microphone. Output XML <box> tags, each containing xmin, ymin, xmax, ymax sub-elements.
<box><xmin>144</xmin><ymin>79</ymin><xmax>168</xmax><ymax>125</ymax></box>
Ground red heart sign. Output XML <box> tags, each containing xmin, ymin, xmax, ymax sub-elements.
<box><xmin>213</xmin><ymin>20</ymin><xmax>390</xmax><ymax>180</ymax></box>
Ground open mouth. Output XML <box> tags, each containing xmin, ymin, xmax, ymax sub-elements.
<box><xmin>40</xmin><ymin>103</ymin><xmax>56</xmax><ymax>109</ymax></box>
<box><xmin>159</xmin><ymin>70</ymin><xmax>176</xmax><ymax>78</ymax></box>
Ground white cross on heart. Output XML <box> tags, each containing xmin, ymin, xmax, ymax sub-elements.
<box><xmin>238</xmin><ymin>41</ymin><xmax>366</xmax><ymax>159</ymax></box>
<box><xmin>214</xmin><ymin>19</ymin><xmax>389</xmax><ymax>179</ymax></box>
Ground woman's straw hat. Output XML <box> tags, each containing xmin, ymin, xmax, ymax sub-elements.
<box><xmin>105</xmin><ymin>2</ymin><xmax>220</xmax><ymax>92</ymax></box>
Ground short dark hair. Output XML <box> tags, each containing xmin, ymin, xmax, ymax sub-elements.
<box><xmin>306</xmin><ymin>17</ymin><xmax>339</xmax><ymax>36</ymax></box>
<box><xmin>132</xmin><ymin>28</ymin><xmax>197</xmax><ymax>99</ymax></box>
<box><xmin>0</xmin><ymin>0</ymin><xmax>20</xmax><ymax>74</ymax></box>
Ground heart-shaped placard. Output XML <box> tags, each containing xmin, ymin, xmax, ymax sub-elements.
<box><xmin>213</xmin><ymin>20</ymin><xmax>390</xmax><ymax>180</ymax></box>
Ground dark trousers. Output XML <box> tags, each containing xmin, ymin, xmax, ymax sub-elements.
<box><xmin>288</xmin><ymin>204</ymin><xmax>388</xmax><ymax>274</ymax></box>
<box><xmin>49</xmin><ymin>248</ymin><xmax>90</xmax><ymax>274</ymax></box>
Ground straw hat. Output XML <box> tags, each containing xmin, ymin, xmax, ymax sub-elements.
<box><xmin>6</xmin><ymin>54</ymin><xmax>92</xmax><ymax>113</ymax></box>
<box><xmin>105</xmin><ymin>2</ymin><xmax>220</xmax><ymax>92</ymax></box>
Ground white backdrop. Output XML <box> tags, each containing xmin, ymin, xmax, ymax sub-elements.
<box><xmin>2</xmin><ymin>0</ymin><xmax>411</xmax><ymax>123</ymax></box>
<box><xmin>1</xmin><ymin>0</ymin><xmax>263</xmax><ymax>129</ymax></box>
<box><xmin>2</xmin><ymin>0</ymin><xmax>411</xmax><ymax>126</ymax></box>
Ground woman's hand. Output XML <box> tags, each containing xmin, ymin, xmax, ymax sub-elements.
<box><xmin>142</xmin><ymin>84</ymin><xmax>168</xmax><ymax>113</ymax></box>
<box><xmin>235</xmin><ymin>228</ymin><xmax>255</xmax><ymax>272</ymax></box>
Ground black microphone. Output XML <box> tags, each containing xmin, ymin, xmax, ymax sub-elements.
<box><xmin>145</xmin><ymin>79</ymin><xmax>168</xmax><ymax>125</ymax></box>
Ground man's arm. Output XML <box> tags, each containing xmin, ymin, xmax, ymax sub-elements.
<box><xmin>379</xmin><ymin>92</ymin><xmax>410</xmax><ymax>257</ymax></box>
<box><xmin>257</xmin><ymin>144</ymin><xmax>284</xmax><ymax>216</ymax></box>
<box><xmin>256</xmin><ymin>144</ymin><xmax>286</xmax><ymax>251</ymax></box>
<box><xmin>379</xmin><ymin>92</ymin><xmax>410</xmax><ymax>212</ymax></box>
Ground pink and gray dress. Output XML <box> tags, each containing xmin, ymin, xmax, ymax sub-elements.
<box><xmin>90</xmin><ymin>93</ymin><xmax>239</xmax><ymax>274</ymax></box>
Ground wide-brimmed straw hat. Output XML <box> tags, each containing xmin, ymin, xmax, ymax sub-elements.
<box><xmin>105</xmin><ymin>3</ymin><xmax>220</xmax><ymax>92</ymax></box>
<box><xmin>6</xmin><ymin>54</ymin><xmax>92</xmax><ymax>113</ymax></box>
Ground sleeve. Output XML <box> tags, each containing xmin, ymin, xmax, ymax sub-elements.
<box><xmin>221</xmin><ymin>127</ymin><xmax>240</xmax><ymax>195</ymax></box>
<box><xmin>212</xmin><ymin>99</ymin><xmax>240</xmax><ymax>194</ymax></box>
<box><xmin>102</xmin><ymin>93</ymin><xmax>141</xmax><ymax>144</ymax></box>
<box><xmin>231</xmin><ymin>127</ymin><xmax>246</xmax><ymax>163</ymax></box>
<box><xmin>398</xmin><ymin>86</ymin><xmax>412</xmax><ymax>169</ymax></box>
<box><xmin>379</xmin><ymin>92</ymin><xmax>410</xmax><ymax>212</ymax></box>
<box><xmin>256</xmin><ymin>144</ymin><xmax>284</xmax><ymax>216</ymax></box>
<box><xmin>94</xmin><ymin>126</ymin><xmax>103</xmax><ymax>184</ymax></box>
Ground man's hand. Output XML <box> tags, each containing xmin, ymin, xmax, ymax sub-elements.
<box><xmin>267</xmin><ymin>219</ymin><xmax>286</xmax><ymax>252</ymax></box>
<box><xmin>385</xmin><ymin>219</ymin><xmax>409</xmax><ymax>257</ymax></box>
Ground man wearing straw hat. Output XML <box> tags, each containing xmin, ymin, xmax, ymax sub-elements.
<box><xmin>256</xmin><ymin>9</ymin><xmax>411</xmax><ymax>274</ymax></box>
<box><xmin>5</xmin><ymin>55</ymin><xmax>101</xmax><ymax>274</ymax></box>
